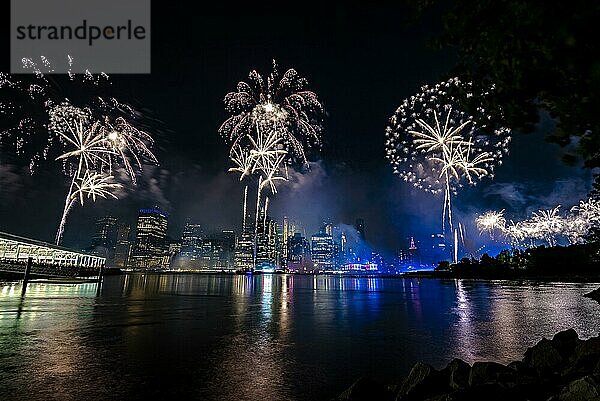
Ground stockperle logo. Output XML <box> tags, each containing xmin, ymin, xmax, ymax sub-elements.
<box><xmin>11</xmin><ymin>0</ymin><xmax>151</xmax><ymax>74</ymax></box>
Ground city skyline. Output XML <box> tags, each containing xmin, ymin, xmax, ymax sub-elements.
<box><xmin>84</xmin><ymin>204</ymin><xmax>457</xmax><ymax>274</ymax></box>
<box><xmin>0</xmin><ymin>3</ymin><xmax>594</xmax><ymax>256</ymax></box>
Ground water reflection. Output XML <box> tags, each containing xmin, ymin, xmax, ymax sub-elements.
<box><xmin>0</xmin><ymin>276</ymin><xmax>598</xmax><ymax>401</ymax></box>
<box><xmin>447</xmin><ymin>280</ymin><xmax>600</xmax><ymax>363</ymax></box>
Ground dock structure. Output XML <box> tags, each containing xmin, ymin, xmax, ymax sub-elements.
<box><xmin>0</xmin><ymin>231</ymin><xmax>105</xmax><ymax>278</ymax></box>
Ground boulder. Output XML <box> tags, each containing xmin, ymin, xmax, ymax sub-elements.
<box><xmin>584</xmin><ymin>287</ymin><xmax>600</xmax><ymax>304</ymax></box>
<box><xmin>468</xmin><ymin>361</ymin><xmax>518</xmax><ymax>388</ymax></box>
<box><xmin>552</xmin><ymin>329</ymin><xmax>580</xmax><ymax>360</ymax></box>
<box><xmin>398</xmin><ymin>362</ymin><xmax>448</xmax><ymax>400</ymax></box>
<box><xmin>558</xmin><ymin>376</ymin><xmax>600</xmax><ymax>401</ymax></box>
<box><xmin>446</xmin><ymin>383</ymin><xmax>521</xmax><ymax>401</ymax></box>
<box><xmin>523</xmin><ymin>338</ymin><xmax>563</xmax><ymax>374</ymax></box>
<box><xmin>443</xmin><ymin>359</ymin><xmax>471</xmax><ymax>390</ymax></box>
<box><xmin>336</xmin><ymin>376</ymin><xmax>395</xmax><ymax>401</ymax></box>
<box><xmin>564</xmin><ymin>337</ymin><xmax>600</xmax><ymax>377</ymax></box>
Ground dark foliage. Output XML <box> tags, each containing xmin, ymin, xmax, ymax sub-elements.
<box><xmin>436</xmin><ymin>243</ymin><xmax>600</xmax><ymax>278</ymax></box>
<box><xmin>409</xmin><ymin>0</ymin><xmax>600</xmax><ymax>167</ymax></box>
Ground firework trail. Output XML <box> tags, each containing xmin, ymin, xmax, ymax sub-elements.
<box><xmin>226</xmin><ymin>126</ymin><xmax>289</xmax><ymax>268</ymax></box>
<box><xmin>53</xmin><ymin>112</ymin><xmax>116</xmax><ymax>244</ymax></box>
<box><xmin>221</xmin><ymin>62</ymin><xmax>325</xmax><ymax>268</ymax></box>
<box><xmin>1</xmin><ymin>56</ymin><xmax>159</xmax><ymax>244</ymax></box>
<box><xmin>386</xmin><ymin>78</ymin><xmax>511</xmax><ymax>237</ymax></box>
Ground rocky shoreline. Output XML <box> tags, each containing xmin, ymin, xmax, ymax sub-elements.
<box><xmin>586</xmin><ymin>287</ymin><xmax>600</xmax><ymax>304</ymax></box>
<box><xmin>335</xmin><ymin>328</ymin><xmax>600</xmax><ymax>401</ymax></box>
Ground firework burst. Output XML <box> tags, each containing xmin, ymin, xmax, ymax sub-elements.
<box><xmin>476</xmin><ymin>209</ymin><xmax>506</xmax><ymax>238</ymax></box>
<box><xmin>219</xmin><ymin>60</ymin><xmax>324</xmax><ymax>167</ymax></box>
<box><xmin>1</xmin><ymin>56</ymin><xmax>158</xmax><ymax>244</ymax></box>
<box><xmin>477</xmin><ymin>199</ymin><xmax>600</xmax><ymax>248</ymax></box>
<box><xmin>1</xmin><ymin>56</ymin><xmax>151</xmax><ymax>173</ymax></box>
<box><xmin>385</xmin><ymin>78</ymin><xmax>511</xmax><ymax>234</ymax></box>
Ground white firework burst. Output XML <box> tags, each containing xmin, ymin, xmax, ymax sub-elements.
<box><xmin>219</xmin><ymin>60</ymin><xmax>324</xmax><ymax>167</ymax></box>
<box><xmin>386</xmin><ymin>77</ymin><xmax>511</xmax><ymax>233</ymax></box>
<box><xmin>71</xmin><ymin>170</ymin><xmax>121</xmax><ymax>206</ymax></box>
<box><xmin>476</xmin><ymin>210</ymin><xmax>506</xmax><ymax>238</ymax></box>
<box><xmin>100</xmin><ymin>116</ymin><xmax>158</xmax><ymax>184</ymax></box>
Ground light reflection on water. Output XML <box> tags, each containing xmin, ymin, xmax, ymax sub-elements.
<box><xmin>0</xmin><ymin>275</ymin><xmax>598</xmax><ymax>401</ymax></box>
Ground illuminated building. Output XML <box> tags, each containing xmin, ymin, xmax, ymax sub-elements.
<box><xmin>113</xmin><ymin>224</ymin><xmax>131</xmax><ymax>269</ymax></box>
<box><xmin>130</xmin><ymin>207</ymin><xmax>169</xmax><ymax>269</ymax></box>
<box><xmin>287</xmin><ymin>233</ymin><xmax>311</xmax><ymax>272</ymax></box>
<box><xmin>281</xmin><ymin>216</ymin><xmax>302</xmax><ymax>267</ymax></box>
<box><xmin>89</xmin><ymin>216</ymin><xmax>119</xmax><ymax>265</ymax></box>
<box><xmin>234</xmin><ymin>231</ymin><xmax>254</xmax><ymax>271</ymax></box>
<box><xmin>256</xmin><ymin>215</ymin><xmax>279</xmax><ymax>270</ymax></box>
<box><xmin>180</xmin><ymin>222</ymin><xmax>203</xmax><ymax>259</ymax></box>
<box><xmin>198</xmin><ymin>231</ymin><xmax>236</xmax><ymax>271</ymax></box>
<box><xmin>397</xmin><ymin>236</ymin><xmax>421</xmax><ymax>270</ymax></box>
<box><xmin>342</xmin><ymin>262</ymin><xmax>378</xmax><ymax>272</ymax></box>
<box><xmin>92</xmin><ymin>216</ymin><xmax>118</xmax><ymax>250</ymax></box>
<box><xmin>311</xmin><ymin>229</ymin><xmax>335</xmax><ymax>272</ymax></box>
<box><xmin>282</xmin><ymin>216</ymin><xmax>290</xmax><ymax>260</ymax></box>
<box><xmin>429</xmin><ymin>233</ymin><xmax>449</xmax><ymax>263</ymax></box>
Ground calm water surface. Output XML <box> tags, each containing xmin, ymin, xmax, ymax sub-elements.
<box><xmin>0</xmin><ymin>274</ymin><xmax>599</xmax><ymax>401</ymax></box>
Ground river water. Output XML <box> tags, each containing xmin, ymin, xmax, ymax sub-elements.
<box><xmin>0</xmin><ymin>274</ymin><xmax>598</xmax><ymax>401</ymax></box>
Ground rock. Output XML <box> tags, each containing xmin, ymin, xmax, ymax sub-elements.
<box><xmin>507</xmin><ymin>360</ymin><xmax>529</xmax><ymax>374</ymax></box>
<box><xmin>523</xmin><ymin>338</ymin><xmax>563</xmax><ymax>374</ymax></box>
<box><xmin>447</xmin><ymin>383</ymin><xmax>521</xmax><ymax>401</ymax></box>
<box><xmin>398</xmin><ymin>362</ymin><xmax>448</xmax><ymax>400</ymax></box>
<box><xmin>564</xmin><ymin>337</ymin><xmax>600</xmax><ymax>377</ymax></box>
<box><xmin>336</xmin><ymin>376</ymin><xmax>395</xmax><ymax>401</ymax></box>
<box><xmin>468</xmin><ymin>361</ymin><xmax>518</xmax><ymax>388</ymax></box>
<box><xmin>443</xmin><ymin>359</ymin><xmax>471</xmax><ymax>390</ymax></box>
<box><xmin>552</xmin><ymin>329</ymin><xmax>580</xmax><ymax>360</ymax></box>
<box><xmin>558</xmin><ymin>376</ymin><xmax>600</xmax><ymax>401</ymax></box>
<box><xmin>585</xmin><ymin>287</ymin><xmax>600</xmax><ymax>304</ymax></box>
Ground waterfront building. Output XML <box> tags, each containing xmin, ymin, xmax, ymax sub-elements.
<box><xmin>234</xmin><ymin>231</ymin><xmax>254</xmax><ymax>271</ymax></box>
<box><xmin>287</xmin><ymin>233</ymin><xmax>312</xmax><ymax>272</ymax></box>
<box><xmin>0</xmin><ymin>231</ymin><xmax>105</xmax><ymax>272</ymax></box>
<box><xmin>113</xmin><ymin>223</ymin><xmax>131</xmax><ymax>269</ymax></box>
<box><xmin>180</xmin><ymin>222</ymin><xmax>203</xmax><ymax>259</ymax></box>
<box><xmin>92</xmin><ymin>216</ymin><xmax>118</xmax><ymax>250</ymax></box>
<box><xmin>311</xmin><ymin>229</ymin><xmax>335</xmax><ymax>272</ymax></box>
<box><xmin>130</xmin><ymin>207</ymin><xmax>169</xmax><ymax>269</ymax></box>
<box><xmin>201</xmin><ymin>230</ymin><xmax>236</xmax><ymax>271</ymax></box>
<box><xmin>256</xmin><ymin>215</ymin><xmax>279</xmax><ymax>270</ymax></box>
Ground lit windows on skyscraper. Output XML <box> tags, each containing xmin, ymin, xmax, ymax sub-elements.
<box><xmin>130</xmin><ymin>207</ymin><xmax>169</xmax><ymax>269</ymax></box>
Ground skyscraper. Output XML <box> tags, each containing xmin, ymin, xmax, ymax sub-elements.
<box><xmin>113</xmin><ymin>223</ymin><xmax>131</xmax><ymax>269</ymax></box>
<box><xmin>92</xmin><ymin>216</ymin><xmax>118</xmax><ymax>249</ymax></box>
<box><xmin>90</xmin><ymin>216</ymin><xmax>119</xmax><ymax>266</ymax></box>
<box><xmin>311</xmin><ymin>229</ymin><xmax>335</xmax><ymax>272</ymax></box>
<box><xmin>287</xmin><ymin>233</ymin><xmax>311</xmax><ymax>272</ymax></box>
<box><xmin>180</xmin><ymin>222</ymin><xmax>203</xmax><ymax>259</ymax></box>
<box><xmin>130</xmin><ymin>207</ymin><xmax>169</xmax><ymax>269</ymax></box>
<box><xmin>198</xmin><ymin>230</ymin><xmax>236</xmax><ymax>271</ymax></box>
<box><xmin>234</xmin><ymin>231</ymin><xmax>254</xmax><ymax>271</ymax></box>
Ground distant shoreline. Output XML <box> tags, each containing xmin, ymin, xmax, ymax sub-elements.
<box><xmin>3</xmin><ymin>269</ymin><xmax>600</xmax><ymax>284</ymax></box>
<box><xmin>119</xmin><ymin>270</ymin><xmax>600</xmax><ymax>283</ymax></box>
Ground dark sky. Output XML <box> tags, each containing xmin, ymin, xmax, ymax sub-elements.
<box><xmin>0</xmin><ymin>3</ymin><xmax>593</xmax><ymax>255</ymax></box>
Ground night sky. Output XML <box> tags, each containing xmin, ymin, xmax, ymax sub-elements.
<box><xmin>0</xmin><ymin>3</ymin><xmax>593</xmax><ymax>255</ymax></box>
